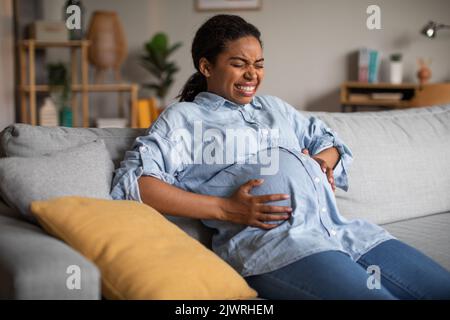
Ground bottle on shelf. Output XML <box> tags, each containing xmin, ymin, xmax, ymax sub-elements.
<box><xmin>59</xmin><ymin>104</ymin><xmax>73</xmax><ymax>127</ymax></box>
<box><xmin>39</xmin><ymin>97</ymin><xmax>59</xmax><ymax>127</ymax></box>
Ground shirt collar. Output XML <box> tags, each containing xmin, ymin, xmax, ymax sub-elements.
<box><xmin>193</xmin><ymin>91</ymin><xmax>262</xmax><ymax>110</ymax></box>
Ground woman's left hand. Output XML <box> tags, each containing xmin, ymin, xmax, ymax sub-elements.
<box><xmin>302</xmin><ymin>149</ymin><xmax>336</xmax><ymax>192</ymax></box>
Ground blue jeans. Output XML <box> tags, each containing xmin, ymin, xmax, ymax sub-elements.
<box><xmin>244</xmin><ymin>239</ymin><xmax>450</xmax><ymax>299</ymax></box>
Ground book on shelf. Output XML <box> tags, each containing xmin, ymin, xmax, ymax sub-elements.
<box><xmin>371</xmin><ymin>93</ymin><xmax>403</xmax><ymax>100</ymax></box>
<box><xmin>368</xmin><ymin>50</ymin><xmax>379</xmax><ymax>83</ymax></box>
<box><xmin>358</xmin><ymin>48</ymin><xmax>380</xmax><ymax>83</ymax></box>
<box><xmin>348</xmin><ymin>92</ymin><xmax>404</xmax><ymax>102</ymax></box>
<box><xmin>358</xmin><ymin>48</ymin><xmax>370</xmax><ymax>82</ymax></box>
<box><xmin>348</xmin><ymin>93</ymin><xmax>371</xmax><ymax>102</ymax></box>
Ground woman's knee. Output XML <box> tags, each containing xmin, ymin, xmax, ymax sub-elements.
<box><xmin>245</xmin><ymin>251</ymin><xmax>397</xmax><ymax>300</ymax></box>
<box><xmin>358</xmin><ymin>239</ymin><xmax>450</xmax><ymax>299</ymax></box>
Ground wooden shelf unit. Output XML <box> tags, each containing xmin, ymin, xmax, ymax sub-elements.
<box><xmin>340</xmin><ymin>81</ymin><xmax>450</xmax><ymax>112</ymax></box>
<box><xmin>18</xmin><ymin>40</ymin><xmax>139</xmax><ymax>127</ymax></box>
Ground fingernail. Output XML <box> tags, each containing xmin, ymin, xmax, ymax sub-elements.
<box><xmin>283</xmin><ymin>194</ymin><xmax>290</xmax><ymax>198</ymax></box>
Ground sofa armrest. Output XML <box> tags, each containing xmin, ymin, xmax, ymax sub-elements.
<box><xmin>0</xmin><ymin>215</ymin><xmax>101</xmax><ymax>299</ymax></box>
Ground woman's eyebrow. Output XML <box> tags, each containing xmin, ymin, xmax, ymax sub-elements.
<box><xmin>229</xmin><ymin>56</ymin><xmax>264</xmax><ymax>63</ymax></box>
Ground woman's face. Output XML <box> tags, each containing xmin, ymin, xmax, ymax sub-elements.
<box><xmin>200</xmin><ymin>36</ymin><xmax>264</xmax><ymax>105</ymax></box>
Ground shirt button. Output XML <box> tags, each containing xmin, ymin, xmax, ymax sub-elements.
<box><xmin>330</xmin><ymin>229</ymin><xmax>337</xmax><ymax>236</ymax></box>
<box><xmin>321</xmin><ymin>207</ymin><xmax>327</xmax><ymax>213</ymax></box>
<box><xmin>314</xmin><ymin>177</ymin><xmax>321</xmax><ymax>183</ymax></box>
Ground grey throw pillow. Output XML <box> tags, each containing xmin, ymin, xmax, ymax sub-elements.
<box><xmin>0</xmin><ymin>140</ymin><xmax>114</xmax><ymax>223</ymax></box>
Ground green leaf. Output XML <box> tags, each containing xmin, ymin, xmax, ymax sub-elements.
<box><xmin>148</xmin><ymin>46</ymin><xmax>165</xmax><ymax>70</ymax></box>
<box><xmin>164</xmin><ymin>62</ymin><xmax>178</xmax><ymax>73</ymax></box>
<box><xmin>167</xmin><ymin>42</ymin><xmax>182</xmax><ymax>57</ymax></box>
<box><xmin>140</xmin><ymin>61</ymin><xmax>163</xmax><ymax>79</ymax></box>
<box><xmin>162</xmin><ymin>77</ymin><xmax>173</xmax><ymax>88</ymax></box>
<box><xmin>151</xmin><ymin>33</ymin><xmax>168</xmax><ymax>53</ymax></box>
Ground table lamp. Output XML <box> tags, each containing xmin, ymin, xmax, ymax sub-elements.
<box><xmin>421</xmin><ymin>21</ymin><xmax>450</xmax><ymax>38</ymax></box>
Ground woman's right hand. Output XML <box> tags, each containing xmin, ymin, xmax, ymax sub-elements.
<box><xmin>218</xmin><ymin>179</ymin><xmax>293</xmax><ymax>230</ymax></box>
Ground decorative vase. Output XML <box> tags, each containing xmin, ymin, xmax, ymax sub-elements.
<box><xmin>86</xmin><ymin>11</ymin><xmax>127</xmax><ymax>82</ymax></box>
<box><xmin>417</xmin><ymin>58</ymin><xmax>432</xmax><ymax>85</ymax></box>
<box><xmin>389</xmin><ymin>61</ymin><xmax>403</xmax><ymax>84</ymax></box>
<box><xmin>39</xmin><ymin>97</ymin><xmax>59</xmax><ymax>127</ymax></box>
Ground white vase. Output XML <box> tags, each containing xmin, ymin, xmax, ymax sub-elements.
<box><xmin>39</xmin><ymin>97</ymin><xmax>59</xmax><ymax>127</ymax></box>
<box><xmin>389</xmin><ymin>61</ymin><xmax>403</xmax><ymax>84</ymax></box>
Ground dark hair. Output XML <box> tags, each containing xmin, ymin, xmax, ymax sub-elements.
<box><xmin>178</xmin><ymin>14</ymin><xmax>262</xmax><ymax>102</ymax></box>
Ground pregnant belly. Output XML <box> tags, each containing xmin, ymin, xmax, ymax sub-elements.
<box><xmin>195</xmin><ymin>147</ymin><xmax>320</xmax><ymax>208</ymax></box>
<box><xmin>196</xmin><ymin>147</ymin><xmax>325</xmax><ymax>251</ymax></box>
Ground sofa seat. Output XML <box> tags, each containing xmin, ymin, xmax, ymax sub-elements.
<box><xmin>382</xmin><ymin>212</ymin><xmax>450</xmax><ymax>272</ymax></box>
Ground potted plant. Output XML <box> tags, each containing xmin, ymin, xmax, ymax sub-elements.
<box><xmin>47</xmin><ymin>63</ymin><xmax>72</xmax><ymax>127</ymax></box>
<box><xmin>389</xmin><ymin>53</ymin><xmax>403</xmax><ymax>84</ymax></box>
<box><xmin>141</xmin><ymin>32</ymin><xmax>182</xmax><ymax>109</ymax></box>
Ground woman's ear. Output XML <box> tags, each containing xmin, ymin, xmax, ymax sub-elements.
<box><xmin>199</xmin><ymin>57</ymin><xmax>211</xmax><ymax>78</ymax></box>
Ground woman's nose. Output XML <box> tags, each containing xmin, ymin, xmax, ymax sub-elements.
<box><xmin>244</xmin><ymin>69</ymin><xmax>256</xmax><ymax>80</ymax></box>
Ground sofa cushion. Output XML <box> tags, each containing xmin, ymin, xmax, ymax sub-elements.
<box><xmin>30</xmin><ymin>196</ymin><xmax>258</xmax><ymax>300</ymax></box>
<box><xmin>0</xmin><ymin>140</ymin><xmax>114</xmax><ymax>222</ymax></box>
<box><xmin>0</xmin><ymin>124</ymin><xmax>145</xmax><ymax>168</ymax></box>
<box><xmin>382</xmin><ymin>212</ymin><xmax>450</xmax><ymax>272</ymax></box>
<box><xmin>0</xmin><ymin>124</ymin><xmax>215</xmax><ymax>246</ymax></box>
<box><xmin>310</xmin><ymin>104</ymin><xmax>450</xmax><ymax>225</ymax></box>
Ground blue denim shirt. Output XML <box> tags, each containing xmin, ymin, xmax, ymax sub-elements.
<box><xmin>111</xmin><ymin>92</ymin><xmax>394</xmax><ymax>277</ymax></box>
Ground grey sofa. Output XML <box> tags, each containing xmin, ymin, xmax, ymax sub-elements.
<box><xmin>1</xmin><ymin>104</ymin><xmax>449</xmax><ymax>299</ymax></box>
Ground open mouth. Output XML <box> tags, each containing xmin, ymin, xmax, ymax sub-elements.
<box><xmin>234</xmin><ymin>84</ymin><xmax>257</xmax><ymax>97</ymax></box>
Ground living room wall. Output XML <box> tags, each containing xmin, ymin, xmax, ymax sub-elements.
<box><xmin>41</xmin><ymin>0</ymin><xmax>450</xmax><ymax>116</ymax></box>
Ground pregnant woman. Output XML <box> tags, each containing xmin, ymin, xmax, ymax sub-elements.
<box><xmin>111</xmin><ymin>14</ymin><xmax>450</xmax><ymax>299</ymax></box>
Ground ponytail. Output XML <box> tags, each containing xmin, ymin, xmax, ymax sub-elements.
<box><xmin>178</xmin><ymin>72</ymin><xmax>207</xmax><ymax>102</ymax></box>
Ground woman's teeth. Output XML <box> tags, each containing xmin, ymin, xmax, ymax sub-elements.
<box><xmin>236</xmin><ymin>85</ymin><xmax>255</xmax><ymax>92</ymax></box>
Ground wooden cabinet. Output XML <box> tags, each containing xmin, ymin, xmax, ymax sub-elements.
<box><xmin>18</xmin><ymin>40</ymin><xmax>139</xmax><ymax>127</ymax></box>
<box><xmin>340</xmin><ymin>81</ymin><xmax>450</xmax><ymax>112</ymax></box>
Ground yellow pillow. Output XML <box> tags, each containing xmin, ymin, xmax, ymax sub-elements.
<box><xmin>30</xmin><ymin>196</ymin><xmax>257</xmax><ymax>300</ymax></box>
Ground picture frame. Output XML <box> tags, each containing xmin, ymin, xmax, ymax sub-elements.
<box><xmin>195</xmin><ymin>0</ymin><xmax>261</xmax><ymax>11</ymax></box>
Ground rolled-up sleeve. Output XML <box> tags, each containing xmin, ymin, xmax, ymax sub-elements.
<box><xmin>283</xmin><ymin>101</ymin><xmax>354</xmax><ymax>192</ymax></box>
<box><xmin>110</xmin><ymin>130</ymin><xmax>183</xmax><ymax>202</ymax></box>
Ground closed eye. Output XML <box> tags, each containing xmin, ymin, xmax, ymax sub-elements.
<box><xmin>229</xmin><ymin>56</ymin><xmax>264</xmax><ymax>69</ymax></box>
